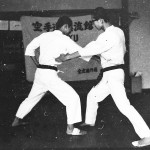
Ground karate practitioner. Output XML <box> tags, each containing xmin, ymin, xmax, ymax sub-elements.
<box><xmin>56</xmin><ymin>7</ymin><xmax>150</xmax><ymax>147</ymax></box>
<box><xmin>12</xmin><ymin>16</ymin><xmax>87</xmax><ymax>135</ymax></box>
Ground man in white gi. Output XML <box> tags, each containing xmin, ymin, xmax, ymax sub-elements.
<box><xmin>11</xmin><ymin>16</ymin><xmax>87</xmax><ymax>136</ymax></box>
<box><xmin>56</xmin><ymin>7</ymin><xmax>150</xmax><ymax>147</ymax></box>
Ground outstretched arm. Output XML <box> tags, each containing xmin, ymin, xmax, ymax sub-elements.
<box><xmin>55</xmin><ymin>52</ymin><xmax>81</xmax><ymax>62</ymax></box>
<box><xmin>65</xmin><ymin>52</ymin><xmax>81</xmax><ymax>60</ymax></box>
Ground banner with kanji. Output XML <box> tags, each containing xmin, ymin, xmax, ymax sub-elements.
<box><xmin>21</xmin><ymin>15</ymin><xmax>102</xmax><ymax>82</ymax></box>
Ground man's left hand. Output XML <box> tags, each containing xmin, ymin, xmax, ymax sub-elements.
<box><xmin>55</xmin><ymin>54</ymin><xmax>69</xmax><ymax>62</ymax></box>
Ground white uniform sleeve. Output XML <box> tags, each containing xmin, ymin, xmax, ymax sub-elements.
<box><xmin>25</xmin><ymin>35</ymin><xmax>41</xmax><ymax>56</ymax></box>
<box><xmin>65</xmin><ymin>36</ymin><xmax>83</xmax><ymax>54</ymax></box>
<box><xmin>65</xmin><ymin>37</ymin><xmax>92</xmax><ymax>61</ymax></box>
<box><xmin>81</xmin><ymin>56</ymin><xmax>92</xmax><ymax>62</ymax></box>
<box><xmin>79</xmin><ymin>32</ymin><xmax>116</xmax><ymax>57</ymax></box>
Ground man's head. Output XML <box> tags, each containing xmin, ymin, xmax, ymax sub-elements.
<box><xmin>92</xmin><ymin>7</ymin><xmax>110</xmax><ymax>30</ymax></box>
<box><xmin>56</xmin><ymin>16</ymin><xmax>72</xmax><ymax>35</ymax></box>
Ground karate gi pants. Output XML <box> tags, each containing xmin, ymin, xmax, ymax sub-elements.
<box><xmin>16</xmin><ymin>68</ymin><xmax>82</xmax><ymax>125</ymax></box>
<box><xmin>85</xmin><ymin>68</ymin><xmax>150</xmax><ymax>138</ymax></box>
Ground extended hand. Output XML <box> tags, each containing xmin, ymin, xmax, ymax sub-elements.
<box><xmin>91</xmin><ymin>55</ymin><xmax>100</xmax><ymax>63</ymax></box>
<box><xmin>55</xmin><ymin>54</ymin><xmax>69</xmax><ymax>62</ymax></box>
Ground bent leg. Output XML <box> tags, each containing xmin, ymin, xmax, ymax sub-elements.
<box><xmin>16</xmin><ymin>82</ymin><xmax>47</xmax><ymax>119</ymax></box>
<box><xmin>46</xmin><ymin>77</ymin><xmax>82</xmax><ymax>125</ymax></box>
<box><xmin>85</xmin><ymin>79</ymin><xmax>110</xmax><ymax>125</ymax></box>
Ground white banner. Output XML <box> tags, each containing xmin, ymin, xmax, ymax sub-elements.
<box><xmin>21</xmin><ymin>15</ymin><xmax>102</xmax><ymax>82</ymax></box>
<box><xmin>10</xmin><ymin>21</ymin><xmax>22</xmax><ymax>31</ymax></box>
<box><xmin>0</xmin><ymin>20</ymin><xmax>8</xmax><ymax>30</ymax></box>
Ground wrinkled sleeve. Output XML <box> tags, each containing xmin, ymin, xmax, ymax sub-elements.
<box><xmin>65</xmin><ymin>37</ymin><xmax>83</xmax><ymax>54</ymax></box>
<box><xmin>25</xmin><ymin>35</ymin><xmax>41</xmax><ymax>56</ymax></box>
<box><xmin>79</xmin><ymin>33</ymin><xmax>116</xmax><ymax>57</ymax></box>
<box><xmin>65</xmin><ymin>37</ymin><xmax>92</xmax><ymax>61</ymax></box>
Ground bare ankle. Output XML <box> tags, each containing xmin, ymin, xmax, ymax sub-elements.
<box><xmin>67</xmin><ymin>124</ymin><xmax>74</xmax><ymax>131</ymax></box>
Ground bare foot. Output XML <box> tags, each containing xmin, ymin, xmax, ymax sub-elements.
<box><xmin>80</xmin><ymin>123</ymin><xmax>95</xmax><ymax>127</ymax></box>
<box><xmin>12</xmin><ymin>117</ymin><xmax>28</xmax><ymax>127</ymax></box>
<box><xmin>66</xmin><ymin>128</ymin><xmax>87</xmax><ymax>135</ymax></box>
<box><xmin>132</xmin><ymin>137</ymin><xmax>150</xmax><ymax>147</ymax></box>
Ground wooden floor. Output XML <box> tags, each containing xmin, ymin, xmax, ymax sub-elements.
<box><xmin>0</xmin><ymin>74</ymin><xmax>150</xmax><ymax>150</ymax></box>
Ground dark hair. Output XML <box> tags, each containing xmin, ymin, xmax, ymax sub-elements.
<box><xmin>56</xmin><ymin>16</ymin><xmax>73</xmax><ymax>30</ymax></box>
<box><xmin>93</xmin><ymin>7</ymin><xmax>110</xmax><ymax>22</ymax></box>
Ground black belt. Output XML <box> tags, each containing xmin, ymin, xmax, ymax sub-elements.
<box><xmin>95</xmin><ymin>64</ymin><xmax>125</xmax><ymax>85</ymax></box>
<box><xmin>37</xmin><ymin>64</ymin><xmax>58</xmax><ymax>71</ymax></box>
<box><xmin>102</xmin><ymin>64</ymin><xmax>125</xmax><ymax>73</ymax></box>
